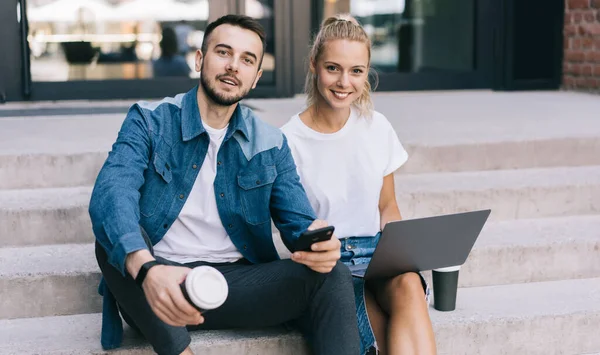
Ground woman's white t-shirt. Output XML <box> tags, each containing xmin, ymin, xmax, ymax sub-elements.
<box><xmin>281</xmin><ymin>108</ymin><xmax>408</xmax><ymax>239</ymax></box>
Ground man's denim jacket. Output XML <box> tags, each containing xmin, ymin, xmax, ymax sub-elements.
<box><xmin>89</xmin><ymin>86</ymin><xmax>316</xmax><ymax>350</ymax></box>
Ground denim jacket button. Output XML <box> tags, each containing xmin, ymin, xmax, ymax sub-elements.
<box><xmin>228</xmin><ymin>224</ymin><xmax>233</xmax><ymax>228</ymax></box>
<box><xmin>346</xmin><ymin>245</ymin><xmax>353</xmax><ymax>251</ymax></box>
<box><xmin>256</xmin><ymin>180</ymin><xmax>261</xmax><ymax>185</ymax></box>
<box><xmin>217</xmin><ymin>161</ymin><xmax>222</xmax><ymax>166</ymax></box>
<box><xmin>179</xmin><ymin>194</ymin><xmax>184</xmax><ymax>199</ymax></box>
<box><xmin>220</xmin><ymin>193</ymin><xmax>224</xmax><ymax>198</ymax></box>
<box><xmin>192</xmin><ymin>164</ymin><xmax>197</xmax><ymax>169</ymax></box>
<box><xmin>243</xmin><ymin>245</ymin><xmax>248</xmax><ymax>250</ymax></box>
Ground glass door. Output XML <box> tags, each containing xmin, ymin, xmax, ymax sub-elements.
<box><xmin>316</xmin><ymin>0</ymin><xmax>496</xmax><ymax>91</ymax></box>
<box><xmin>5</xmin><ymin>0</ymin><xmax>297</xmax><ymax>101</ymax></box>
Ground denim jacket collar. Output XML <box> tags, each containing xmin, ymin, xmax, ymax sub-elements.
<box><xmin>181</xmin><ymin>86</ymin><xmax>250</xmax><ymax>142</ymax></box>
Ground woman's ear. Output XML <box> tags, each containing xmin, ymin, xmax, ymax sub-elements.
<box><xmin>309</xmin><ymin>58</ymin><xmax>316</xmax><ymax>74</ymax></box>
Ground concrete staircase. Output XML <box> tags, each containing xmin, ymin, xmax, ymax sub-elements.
<box><xmin>1</xmin><ymin>91</ymin><xmax>599</xmax><ymax>354</ymax></box>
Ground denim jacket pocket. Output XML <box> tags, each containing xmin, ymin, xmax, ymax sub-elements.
<box><xmin>140</xmin><ymin>152</ymin><xmax>172</xmax><ymax>217</ymax></box>
<box><xmin>237</xmin><ymin>165</ymin><xmax>277</xmax><ymax>225</ymax></box>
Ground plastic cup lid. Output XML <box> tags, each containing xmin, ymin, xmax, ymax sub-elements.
<box><xmin>433</xmin><ymin>265</ymin><xmax>461</xmax><ymax>272</ymax></box>
<box><xmin>186</xmin><ymin>266</ymin><xmax>229</xmax><ymax>309</ymax></box>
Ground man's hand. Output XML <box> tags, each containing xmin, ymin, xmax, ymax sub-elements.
<box><xmin>291</xmin><ymin>219</ymin><xmax>341</xmax><ymax>273</ymax></box>
<box><xmin>126</xmin><ymin>250</ymin><xmax>203</xmax><ymax>326</ymax></box>
<box><xmin>142</xmin><ymin>265</ymin><xmax>204</xmax><ymax>327</ymax></box>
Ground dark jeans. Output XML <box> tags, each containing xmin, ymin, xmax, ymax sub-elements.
<box><xmin>95</xmin><ymin>234</ymin><xmax>361</xmax><ymax>355</ymax></box>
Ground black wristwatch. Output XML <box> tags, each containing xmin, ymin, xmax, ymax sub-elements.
<box><xmin>135</xmin><ymin>260</ymin><xmax>160</xmax><ymax>289</ymax></box>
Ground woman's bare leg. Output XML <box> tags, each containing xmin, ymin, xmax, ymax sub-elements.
<box><xmin>372</xmin><ymin>273</ymin><xmax>436</xmax><ymax>355</ymax></box>
<box><xmin>365</xmin><ymin>288</ymin><xmax>389</xmax><ymax>354</ymax></box>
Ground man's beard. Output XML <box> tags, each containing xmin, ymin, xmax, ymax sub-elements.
<box><xmin>200</xmin><ymin>68</ymin><xmax>251</xmax><ymax>107</ymax></box>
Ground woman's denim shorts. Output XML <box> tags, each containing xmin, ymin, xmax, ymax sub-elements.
<box><xmin>339</xmin><ymin>233</ymin><xmax>431</xmax><ymax>355</ymax></box>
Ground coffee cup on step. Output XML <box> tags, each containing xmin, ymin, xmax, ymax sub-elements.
<box><xmin>180</xmin><ymin>266</ymin><xmax>229</xmax><ymax>312</ymax></box>
<box><xmin>432</xmin><ymin>265</ymin><xmax>460</xmax><ymax>312</ymax></box>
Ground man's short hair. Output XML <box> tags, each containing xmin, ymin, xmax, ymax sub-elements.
<box><xmin>201</xmin><ymin>14</ymin><xmax>267</xmax><ymax>67</ymax></box>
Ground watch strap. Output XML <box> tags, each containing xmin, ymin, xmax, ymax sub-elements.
<box><xmin>135</xmin><ymin>260</ymin><xmax>160</xmax><ymax>288</ymax></box>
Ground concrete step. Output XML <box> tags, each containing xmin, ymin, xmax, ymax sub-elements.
<box><xmin>400</xmin><ymin>135</ymin><xmax>600</xmax><ymax>174</ymax></box>
<box><xmin>0</xmin><ymin>114</ymin><xmax>119</xmax><ymax>190</ymax></box>
<box><xmin>2</xmin><ymin>165</ymin><xmax>600</xmax><ymax>247</ymax></box>
<box><xmin>2</xmin><ymin>215</ymin><xmax>599</xmax><ymax>319</ymax></box>
<box><xmin>396</xmin><ymin>165</ymin><xmax>600</xmax><ymax>221</ymax></box>
<box><xmin>0</xmin><ymin>151</ymin><xmax>108</xmax><ymax>190</ymax></box>
<box><xmin>429</xmin><ymin>277</ymin><xmax>600</xmax><ymax>355</ymax></box>
<box><xmin>0</xmin><ymin>243</ymin><xmax>100</xmax><ymax>319</ymax></box>
<box><xmin>439</xmin><ymin>214</ymin><xmax>600</xmax><ymax>288</ymax></box>
<box><xmin>0</xmin><ymin>186</ymin><xmax>94</xmax><ymax>247</ymax></box>
<box><xmin>1</xmin><ymin>277</ymin><xmax>599</xmax><ymax>354</ymax></box>
<box><xmin>4</xmin><ymin>90</ymin><xmax>600</xmax><ymax>190</ymax></box>
<box><xmin>3</xmin><ymin>136</ymin><xmax>600</xmax><ymax>190</ymax></box>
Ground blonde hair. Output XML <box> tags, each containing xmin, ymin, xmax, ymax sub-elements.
<box><xmin>305</xmin><ymin>14</ymin><xmax>377</xmax><ymax>117</ymax></box>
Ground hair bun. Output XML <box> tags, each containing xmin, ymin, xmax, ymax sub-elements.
<box><xmin>322</xmin><ymin>13</ymin><xmax>360</xmax><ymax>28</ymax></box>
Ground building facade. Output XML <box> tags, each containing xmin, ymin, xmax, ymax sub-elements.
<box><xmin>0</xmin><ymin>0</ymin><xmax>565</xmax><ymax>102</ymax></box>
<box><xmin>563</xmin><ymin>0</ymin><xmax>600</xmax><ymax>93</ymax></box>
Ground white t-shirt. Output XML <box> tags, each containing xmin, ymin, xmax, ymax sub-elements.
<box><xmin>154</xmin><ymin>121</ymin><xmax>243</xmax><ymax>263</ymax></box>
<box><xmin>281</xmin><ymin>108</ymin><xmax>408</xmax><ymax>238</ymax></box>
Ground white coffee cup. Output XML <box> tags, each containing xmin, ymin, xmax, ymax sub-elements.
<box><xmin>433</xmin><ymin>265</ymin><xmax>461</xmax><ymax>273</ymax></box>
<box><xmin>181</xmin><ymin>266</ymin><xmax>229</xmax><ymax>312</ymax></box>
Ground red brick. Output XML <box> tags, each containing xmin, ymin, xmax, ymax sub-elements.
<box><xmin>582</xmin><ymin>64</ymin><xmax>594</xmax><ymax>76</ymax></box>
<box><xmin>570</xmin><ymin>63</ymin><xmax>583</xmax><ymax>75</ymax></box>
<box><xmin>576</xmin><ymin>77</ymin><xmax>588</xmax><ymax>86</ymax></box>
<box><xmin>565</xmin><ymin>25</ymin><xmax>578</xmax><ymax>36</ymax></box>
<box><xmin>592</xmin><ymin>0</ymin><xmax>600</xmax><ymax>8</ymax></box>
<box><xmin>586</xmin><ymin>51</ymin><xmax>600</xmax><ymax>62</ymax></box>
<box><xmin>580</xmin><ymin>24</ymin><xmax>600</xmax><ymax>35</ymax></box>
<box><xmin>569</xmin><ymin>0</ymin><xmax>590</xmax><ymax>9</ymax></box>
<box><xmin>594</xmin><ymin>65</ymin><xmax>600</xmax><ymax>76</ymax></box>
<box><xmin>566</xmin><ymin>50</ymin><xmax>586</xmax><ymax>62</ymax></box>
<box><xmin>582</xmin><ymin>37</ymin><xmax>595</xmax><ymax>49</ymax></box>
<box><xmin>574</xmin><ymin>12</ymin><xmax>584</xmax><ymax>23</ymax></box>
<box><xmin>572</xmin><ymin>38</ymin><xmax>583</xmax><ymax>49</ymax></box>
<box><xmin>564</xmin><ymin>75</ymin><xmax>576</xmax><ymax>87</ymax></box>
<box><xmin>565</xmin><ymin>63</ymin><xmax>575</xmax><ymax>75</ymax></box>
<box><xmin>584</xmin><ymin>11</ymin><xmax>596</xmax><ymax>22</ymax></box>
<box><xmin>585</xmin><ymin>78</ymin><xmax>599</xmax><ymax>88</ymax></box>
<box><xmin>565</xmin><ymin>13</ymin><xmax>574</xmax><ymax>24</ymax></box>
<box><xmin>595</xmin><ymin>39</ymin><xmax>600</xmax><ymax>49</ymax></box>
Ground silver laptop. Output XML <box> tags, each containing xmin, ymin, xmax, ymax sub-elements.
<box><xmin>348</xmin><ymin>210</ymin><xmax>491</xmax><ymax>280</ymax></box>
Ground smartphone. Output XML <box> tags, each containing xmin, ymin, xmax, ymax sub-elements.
<box><xmin>294</xmin><ymin>226</ymin><xmax>335</xmax><ymax>252</ymax></box>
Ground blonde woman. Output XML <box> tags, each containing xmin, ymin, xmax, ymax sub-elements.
<box><xmin>282</xmin><ymin>15</ymin><xmax>437</xmax><ymax>355</ymax></box>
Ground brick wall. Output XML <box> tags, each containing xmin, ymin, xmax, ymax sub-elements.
<box><xmin>563</xmin><ymin>0</ymin><xmax>600</xmax><ymax>92</ymax></box>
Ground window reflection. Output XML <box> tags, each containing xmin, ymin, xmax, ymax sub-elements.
<box><xmin>245</xmin><ymin>0</ymin><xmax>275</xmax><ymax>84</ymax></box>
<box><xmin>27</xmin><ymin>0</ymin><xmax>210</xmax><ymax>82</ymax></box>
<box><xmin>323</xmin><ymin>0</ymin><xmax>475</xmax><ymax>73</ymax></box>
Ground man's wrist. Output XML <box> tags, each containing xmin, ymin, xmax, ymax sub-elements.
<box><xmin>126</xmin><ymin>249</ymin><xmax>155</xmax><ymax>279</ymax></box>
<box><xmin>135</xmin><ymin>260</ymin><xmax>161</xmax><ymax>288</ymax></box>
